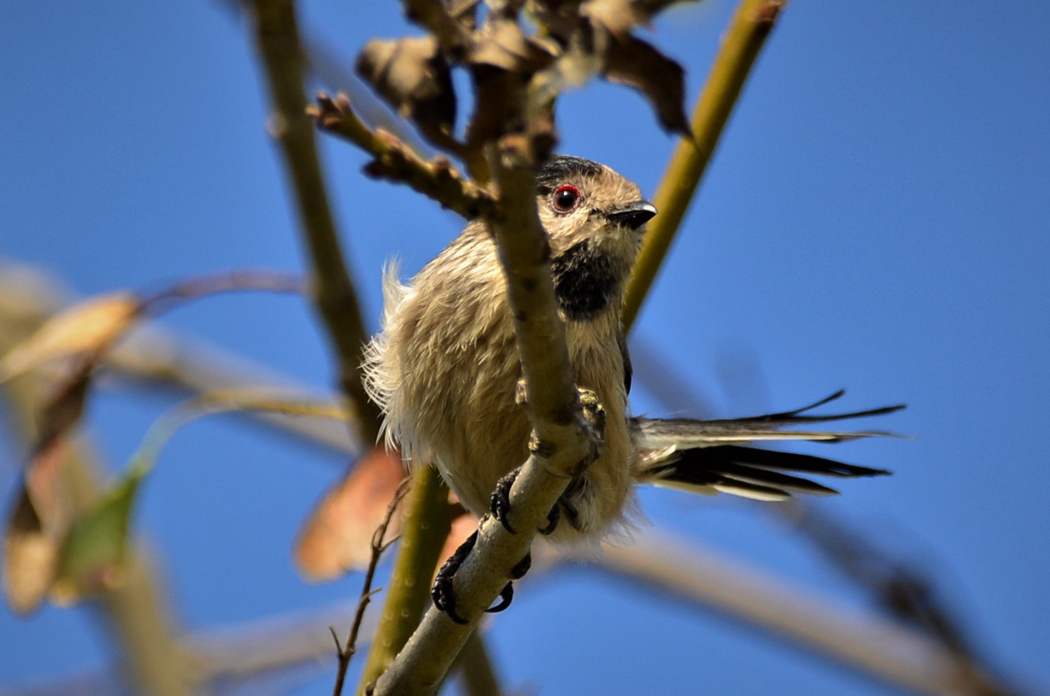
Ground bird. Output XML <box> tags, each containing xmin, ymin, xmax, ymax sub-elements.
<box><xmin>363</xmin><ymin>154</ymin><xmax>902</xmax><ymax>622</ymax></box>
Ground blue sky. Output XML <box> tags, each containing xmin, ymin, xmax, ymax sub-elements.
<box><xmin>1</xmin><ymin>1</ymin><xmax>1048</xmax><ymax>695</ymax></box>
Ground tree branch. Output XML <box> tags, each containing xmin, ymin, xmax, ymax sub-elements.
<box><xmin>310</xmin><ymin>92</ymin><xmax>495</xmax><ymax>220</ymax></box>
<box><xmin>584</xmin><ymin>530</ymin><xmax>1020</xmax><ymax>696</ymax></box>
<box><xmin>247</xmin><ymin>0</ymin><xmax>381</xmax><ymax>443</ymax></box>
<box><xmin>367</xmin><ymin>138</ymin><xmax>602</xmax><ymax>695</ymax></box>
<box><xmin>622</xmin><ymin>0</ymin><xmax>784</xmax><ymax>331</ymax></box>
<box><xmin>331</xmin><ymin>478</ymin><xmax>409</xmax><ymax>696</ymax></box>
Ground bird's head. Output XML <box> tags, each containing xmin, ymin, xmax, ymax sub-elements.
<box><xmin>535</xmin><ymin>155</ymin><xmax>657</xmax><ymax>321</ymax></box>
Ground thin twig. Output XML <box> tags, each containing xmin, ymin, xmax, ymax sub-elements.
<box><xmin>331</xmin><ymin>478</ymin><xmax>411</xmax><ymax>696</ymax></box>
<box><xmin>139</xmin><ymin>269</ymin><xmax>305</xmax><ymax>314</ymax></box>
<box><xmin>247</xmin><ymin>0</ymin><xmax>382</xmax><ymax>444</ymax></box>
<box><xmin>310</xmin><ymin>93</ymin><xmax>495</xmax><ymax>220</ymax></box>
<box><xmin>355</xmin><ymin>466</ymin><xmax>453</xmax><ymax>694</ymax></box>
<box><xmin>622</xmin><ymin>0</ymin><xmax>784</xmax><ymax>331</ymax></box>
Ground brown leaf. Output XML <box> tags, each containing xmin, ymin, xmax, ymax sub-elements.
<box><xmin>356</xmin><ymin>36</ymin><xmax>457</xmax><ymax>148</ymax></box>
<box><xmin>602</xmin><ymin>32</ymin><xmax>691</xmax><ymax>135</ymax></box>
<box><xmin>3</xmin><ymin>489</ymin><xmax>57</xmax><ymax>614</ymax></box>
<box><xmin>294</xmin><ymin>446</ymin><xmax>406</xmax><ymax>581</ymax></box>
<box><xmin>584</xmin><ymin>0</ymin><xmax>701</xmax><ymax>36</ymax></box>
<box><xmin>37</xmin><ymin>361</ymin><xmax>92</xmax><ymax>448</ymax></box>
<box><xmin>470</xmin><ymin>19</ymin><xmax>557</xmax><ymax>74</ymax></box>
<box><xmin>3</xmin><ymin>441</ymin><xmax>75</xmax><ymax>614</ymax></box>
<box><xmin>583</xmin><ymin>0</ymin><xmax>645</xmax><ymax>38</ymax></box>
<box><xmin>0</xmin><ymin>293</ymin><xmax>140</xmax><ymax>384</ymax></box>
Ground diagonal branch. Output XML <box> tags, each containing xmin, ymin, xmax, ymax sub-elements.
<box><xmin>368</xmin><ymin>140</ymin><xmax>602</xmax><ymax>696</ymax></box>
<box><xmin>310</xmin><ymin>92</ymin><xmax>495</xmax><ymax>220</ymax></box>
<box><xmin>247</xmin><ymin>0</ymin><xmax>381</xmax><ymax>443</ymax></box>
<box><xmin>622</xmin><ymin>0</ymin><xmax>784</xmax><ymax>331</ymax></box>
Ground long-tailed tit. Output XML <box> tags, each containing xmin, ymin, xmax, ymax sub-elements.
<box><xmin>364</xmin><ymin>155</ymin><xmax>901</xmax><ymax>620</ymax></box>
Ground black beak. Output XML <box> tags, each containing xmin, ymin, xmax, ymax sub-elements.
<box><xmin>608</xmin><ymin>201</ymin><xmax>657</xmax><ymax>230</ymax></box>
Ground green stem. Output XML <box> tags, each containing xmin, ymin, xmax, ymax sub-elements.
<box><xmin>622</xmin><ymin>0</ymin><xmax>784</xmax><ymax>332</ymax></box>
<box><xmin>356</xmin><ymin>466</ymin><xmax>451</xmax><ymax>694</ymax></box>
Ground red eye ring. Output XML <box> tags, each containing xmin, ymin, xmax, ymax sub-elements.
<box><xmin>551</xmin><ymin>185</ymin><xmax>581</xmax><ymax>213</ymax></box>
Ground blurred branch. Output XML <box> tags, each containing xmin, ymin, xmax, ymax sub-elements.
<box><xmin>310</xmin><ymin>92</ymin><xmax>495</xmax><ymax>220</ymax></box>
<box><xmin>247</xmin><ymin>0</ymin><xmax>381</xmax><ymax>443</ymax></box>
<box><xmin>451</xmin><ymin>632</ymin><xmax>505</xmax><ymax>696</ymax></box>
<box><xmin>332</xmin><ymin>479</ymin><xmax>409</xmax><ymax>696</ymax></box>
<box><xmin>779</xmin><ymin>503</ymin><xmax>1027</xmax><ymax>696</ymax></box>
<box><xmin>582</xmin><ymin>530</ymin><xmax>1020</xmax><ymax>696</ymax></box>
<box><xmin>631</xmin><ymin>328</ymin><xmax>1029</xmax><ymax>696</ymax></box>
<box><xmin>0</xmin><ymin>274</ymin><xmax>193</xmax><ymax>696</ymax></box>
<box><xmin>622</xmin><ymin>0</ymin><xmax>784</xmax><ymax>331</ymax></box>
<box><xmin>357</xmin><ymin>467</ymin><xmax>453</xmax><ymax>694</ymax></box>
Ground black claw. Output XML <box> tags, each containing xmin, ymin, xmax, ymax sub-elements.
<box><xmin>538</xmin><ymin>503</ymin><xmax>560</xmax><ymax>536</ymax></box>
<box><xmin>431</xmin><ymin>530</ymin><xmax>478</xmax><ymax>624</ymax></box>
<box><xmin>510</xmin><ymin>551</ymin><xmax>532</xmax><ymax>580</ymax></box>
<box><xmin>491</xmin><ymin>466</ymin><xmax>522</xmax><ymax>534</ymax></box>
<box><xmin>486</xmin><ymin>582</ymin><xmax>515</xmax><ymax>614</ymax></box>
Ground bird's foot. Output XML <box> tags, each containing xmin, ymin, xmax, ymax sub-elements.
<box><xmin>431</xmin><ymin>530</ymin><xmax>535</xmax><ymax>622</ymax></box>
<box><xmin>431</xmin><ymin>530</ymin><xmax>477</xmax><ymax>624</ymax></box>
<box><xmin>491</xmin><ymin>465</ymin><xmax>562</xmax><ymax>536</ymax></box>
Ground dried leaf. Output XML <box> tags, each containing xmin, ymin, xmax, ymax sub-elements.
<box><xmin>470</xmin><ymin>19</ymin><xmax>557</xmax><ymax>73</ymax></box>
<box><xmin>584</xmin><ymin>0</ymin><xmax>702</xmax><ymax>37</ymax></box>
<box><xmin>0</xmin><ymin>293</ymin><xmax>140</xmax><ymax>383</ymax></box>
<box><xmin>3</xmin><ymin>488</ymin><xmax>58</xmax><ymax>614</ymax></box>
<box><xmin>3</xmin><ymin>441</ymin><xmax>77</xmax><ymax>614</ymax></box>
<box><xmin>583</xmin><ymin>0</ymin><xmax>645</xmax><ymax>38</ymax></box>
<box><xmin>602</xmin><ymin>32</ymin><xmax>691</xmax><ymax>135</ymax></box>
<box><xmin>37</xmin><ymin>363</ymin><xmax>92</xmax><ymax>448</ymax></box>
<box><xmin>294</xmin><ymin>446</ymin><xmax>406</xmax><ymax>581</ymax></box>
<box><xmin>356</xmin><ymin>36</ymin><xmax>457</xmax><ymax>147</ymax></box>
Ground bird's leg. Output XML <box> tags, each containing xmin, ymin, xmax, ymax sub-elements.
<box><xmin>496</xmin><ymin>380</ymin><xmax>604</xmax><ymax>537</ymax></box>
<box><xmin>430</xmin><ymin>524</ymin><xmax>536</xmax><ymax>622</ymax></box>
<box><xmin>453</xmin><ymin>380</ymin><xmax>603</xmax><ymax>618</ymax></box>
<box><xmin>431</xmin><ymin>530</ymin><xmax>477</xmax><ymax>624</ymax></box>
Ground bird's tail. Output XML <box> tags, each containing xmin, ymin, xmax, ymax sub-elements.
<box><xmin>630</xmin><ymin>391</ymin><xmax>904</xmax><ymax>501</ymax></box>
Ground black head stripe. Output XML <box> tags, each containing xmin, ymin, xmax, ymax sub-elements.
<box><xmin>537</xmin><ymin>155</ymin><xmax>604</xmax><ymax>194</ymax></box>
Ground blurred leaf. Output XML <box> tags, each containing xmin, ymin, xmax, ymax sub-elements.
<box><xmin>471</xmin><ymin>19</ymin><xmax>557</xmax><ymax>73</ymax></box>
<box><xmin>24</xmin><ymin>390</ymin><xmax>350</xmax><ymax>606</ymax></box>
<box><xmin>602</xmin><ymin>32</ymin><xmax>691</xmax><ymax>134</ymax></box>
<box><xmin>356</xmin><ymin>36</ymin><xmax>457</xmax><ymax>148</ymax></box>
<box><xmin>51</xmin><ymin>462</ymin><xmax>146</xmax><ymax>604</ymax></box>
<box><xmin>3</xmin><ymin>487</ymin><xmax>59</xmax><ymax>614</ymax></box>
<box><xmin>584</xmin><ymin>0</ymin><xmax>703</xmax><ymax>37</ymax></box>
<box><xmin>0</xmin><ymin>293</ymin><xmax>140</xmax><ymax>383</ymax></box>
<box><xmin>37</xmin><ymin>361</ymin><xmax>92</xmax><ymax>448</ymax></box>
<box><xmin>294</xmin><ymin>445</ymin><xmax>406</xmax><ymax>581</ymax></box>
<box><xmin>3</xmin><ymin>439</ymin><xmax>82</xmax><ymax>614</ymax></box>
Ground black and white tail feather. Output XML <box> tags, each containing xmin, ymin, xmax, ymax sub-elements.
<box><xmin>631</xmin><ymin>391</ymin><xmax>904</xmax><ymax>502</ymax></box>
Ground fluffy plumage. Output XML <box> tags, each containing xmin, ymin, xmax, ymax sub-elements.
<box><xmin>363</xmin><ymin>155</ymin><xmax>901</xmax><ymax>543</ymax></box>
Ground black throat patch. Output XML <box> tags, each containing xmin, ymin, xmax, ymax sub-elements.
<box><xmin>550</xmin><ymin>240</ymin><xmax>620</xmax><ymax>321</ymax></box>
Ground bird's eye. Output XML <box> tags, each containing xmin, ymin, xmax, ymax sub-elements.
<box><xmin>551</xmin><ymin>185</ymin><xmax>581</xmax><ymax>213</ymax></box>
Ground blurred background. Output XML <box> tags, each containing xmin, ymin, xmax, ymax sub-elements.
<box><xmin>1</xmin><ymin>1</ymin><xmax>1048</xmax><ymax>695</ymax></box>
